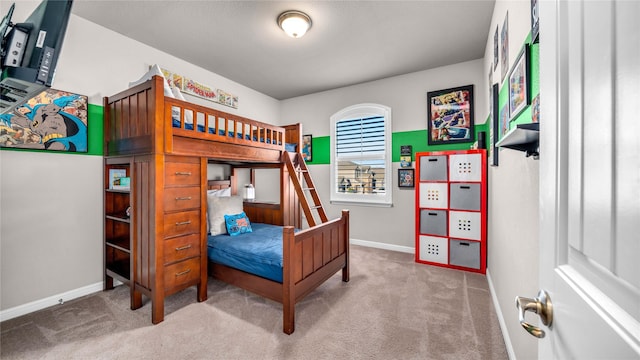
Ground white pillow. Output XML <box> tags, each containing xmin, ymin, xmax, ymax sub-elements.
<box><xmin>172</xmin><ymin>85</ymin><xmax>186</xmax><ymax>100</ymax></box>
<box><xmin>206</xmin><ymin>187</ymin><xmax>231</xmax><ymax>233</ymax></box>
<box><xmin>129</xmin><ymin>64</ymin><xmax>174</xmax><ymax>98</ymax></box>
<box><xmin>207</xmin><ymin>195</ymin><xmax>243</xmax><ymax>235</ymax></box>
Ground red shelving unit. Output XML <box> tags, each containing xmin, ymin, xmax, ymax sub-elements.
<box><xmin>415</xmin><ymin>149</ymin><xmax>487</xmax><ymax>274</ymax></box>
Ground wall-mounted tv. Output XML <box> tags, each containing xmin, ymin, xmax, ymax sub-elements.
<box><xmin>0</xmin><ymin>0</ymin><xmax>74</xmax><ymax>114</ymax></box>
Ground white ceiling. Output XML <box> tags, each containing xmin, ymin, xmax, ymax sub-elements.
<box><xmin>71</xmin><ymin>0</ymin><xmax>495</xmax><ymax>100</ymax></box>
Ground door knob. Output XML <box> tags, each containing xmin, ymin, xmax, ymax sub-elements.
<box><xmin>515</xmin><ymin>289</ymin><xmax>553</xmax><ymax>338</ymax></box>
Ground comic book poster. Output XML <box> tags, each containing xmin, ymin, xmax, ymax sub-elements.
<box><xmin>159</xmin><ymin>66</ymin><xmax>238</xmax><ymax>109</ymax></box>
<box><xmin>0</xmin><ymin>89</ymin><xmax>88</xmax><ymax>152</ymax></box>
<box><xmin>427</xmin><ymin>85</ymin><xmax>474</xmax><ymax>145</ymax></box>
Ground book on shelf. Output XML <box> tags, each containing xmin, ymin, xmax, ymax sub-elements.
<box><xmin>108</xmin><ymin>169</ymin><xmax>129</xmax><ymax>190</ymax></box>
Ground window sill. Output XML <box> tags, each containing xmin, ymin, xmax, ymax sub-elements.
<box><xmin>330</xmin><ymin>200</ymin><xmax>393</xmax><ymax>208</ymax></box>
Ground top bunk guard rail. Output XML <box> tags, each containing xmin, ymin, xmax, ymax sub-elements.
<box><xmin>104</xmin><ymin>76</ymin><xmax>289</xmax><ymax>163</ymax></box>
<box><xmin>166</xmin><ymin>97</ymin><xmax>284</xmax><ymax>153</ymax></box>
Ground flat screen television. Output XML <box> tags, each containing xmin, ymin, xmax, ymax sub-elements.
<box><xmin>0</xmin><ymin>0</ymin><xmax>73</xmax><ymax>114</ymax></box>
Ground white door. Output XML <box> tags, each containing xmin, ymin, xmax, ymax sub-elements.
<box><xmin>534</xmin><ymin>0</ymin><xmax>640</xmax><ymax>358</ymax></box>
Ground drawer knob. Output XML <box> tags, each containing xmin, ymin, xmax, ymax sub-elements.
<box><xmin>175</xmin><ymin>269</ymin><xmax>191</xmax><ymax>277</ymax></box>
<box><xmin>175</xmin><ymin>196</ymin><xmax>192</xmax><ymax>201</ymax></box>
<box><xmin>175</xmin><ymin>220</ymin><xmax>192</xmax><ymax>226</ymax></box>
<box><xmin>175</xmin><ymin>244</ymin><xmax>192</xmax><ymax>251</ymax></box>
<box><xmin>175</xmin><ymin>171</ymin><xmax>192</xmax><ymax>176</ymax></box>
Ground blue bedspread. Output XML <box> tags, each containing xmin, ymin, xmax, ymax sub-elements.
<box><xmin>172</xmin><ymin>118</ymin><xmax>281</xmax><ymax>144</ymax></box>
<box><xmin>207</xmin><ymin>223</ymin><xmax>289</xmax><ymax>283</ymax></box>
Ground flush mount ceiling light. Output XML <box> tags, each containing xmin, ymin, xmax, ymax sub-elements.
<box><xmin>277</xmin><ymin>10</ymin><xmax>312</xmax><ymax>38</ymax></box>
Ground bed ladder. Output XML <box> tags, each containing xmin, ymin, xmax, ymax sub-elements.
<box><xmin>283</xmin><ymin>151</ymin><xmax>328</xmax><ymax>227</ymax></box>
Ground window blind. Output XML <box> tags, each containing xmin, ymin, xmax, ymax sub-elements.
<box><xmin>336</xmin><ymin>116</ymin><xmax>385</xmax><ymax>156</ymax></box>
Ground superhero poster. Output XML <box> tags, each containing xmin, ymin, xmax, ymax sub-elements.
<box><xmin>426</xmin><ymin>85</ymin><xmax>475</xmax><ymax>145</ymax></box>
<box><xmin>0</xmin><ymin>89</ymin><xmax>88</xmax><ymax>152</ymax></box>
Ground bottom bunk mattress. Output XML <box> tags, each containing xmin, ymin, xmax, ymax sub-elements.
<box><xmin>207</xmin><ymin>223</ymin><xmax>293</xmax><ymax>283</ymax></box>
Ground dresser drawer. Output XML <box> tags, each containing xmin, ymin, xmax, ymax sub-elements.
<box><xmin>163</xmin><ymin>210</ymin><xmax>200</xmax><ymax>238</ymax></box>
<box><xmin>449</xmin><ymin>183</ymin><xmax>481</xmax><ymax>211</ymax></box>
<box><xmin>164</xmin><ymin>233</ymin><xmax>200</xmax><ymax>265</ymax></box>
<box><xmin>419</xmin><ymin>209</ymin><xmax>447</xmax><ymax>237</ymax></box>
<box><xmin>449</xmin><ymin>239</ymin><xmax>480</xmax><ymax>269</ymax></box>
<box><xmin>449</xmin><ymin>211</ymin><xmax>481</xmax><ymax>240</ymax></box>
<box><xmin>449</xmin><ymin>153</ymin><xmax>482</xmax><ymax>182</ymax></box>
<box><xmin>419</xmin><ymin>155</ymin><xmax>448</xmax><ymax>181</ymax></box>
<box><xmin>164</xmin><ymin>257</ymin><xmax>200</xmax><ymax>291</ymax></box>
<box><xmin>163</xmin><ymin>187</ymin><xmax>201</xmax><ymax>212</ymax></box>
<box><xmin>419</xmin><ymin>182</ymin><xmax>448</xmax><ymax>209</ymax></box>
<box><xmin>165</xmin><ymin>162</ymin><xmax>201</xmax><ymax>187</ymax></box>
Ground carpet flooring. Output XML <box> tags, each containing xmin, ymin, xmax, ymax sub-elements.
<box><xmin>1</xmin><ymin>245</ymin><xmax>508</xmax><ymax>359</ymax></box>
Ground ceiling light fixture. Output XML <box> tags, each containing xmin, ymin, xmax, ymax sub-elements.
<box><xmin>277</xmin><ymin>10</ymin><xmax>312</xmax><ymax>38</ymax></box>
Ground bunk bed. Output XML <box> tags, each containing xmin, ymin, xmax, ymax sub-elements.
<box><xmin>103</xmin><ymin>75</ymin><xmax>350</xmax><ymax>334</ymax></box>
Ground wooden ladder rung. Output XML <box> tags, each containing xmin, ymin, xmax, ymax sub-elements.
<box><xmin>310</xmin><ymin>205</ymin><xmax>322</xmax><ymax>210</ymax></box>
<box><xmin>302</xmin><ymin>187</ymin><xmax>315</xmax><ymax>191</ymax></box>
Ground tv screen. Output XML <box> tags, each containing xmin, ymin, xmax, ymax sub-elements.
<box><xmin>0</xmin><ymin>0</ymin><xmax>73</xmax><ymax>114</ymax></box>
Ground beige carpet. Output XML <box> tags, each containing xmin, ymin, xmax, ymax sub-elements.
<box><xmin>1</xmin><ymin>245</ymin><xmax>508</xmax><ymax>360</ymax></box>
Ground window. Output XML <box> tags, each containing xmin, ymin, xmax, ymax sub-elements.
<box><xmin>330</xmin><ymin>104</ymin><xmax>392</xmax><ymax>206</ymax></box>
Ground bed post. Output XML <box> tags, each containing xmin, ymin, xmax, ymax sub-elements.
<box><xmin>342</xmin><ymin>210</ymin><xmax>350</xmax><ymax>282</ymax></box>
<box><xmin>282</xmin><ymin>225</ymin><xmax>296</xmax><ymax>334</ymax></box>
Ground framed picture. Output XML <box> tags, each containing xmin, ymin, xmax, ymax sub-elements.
<box><xmin>400</xmin><ymin>145</ymin><xmax>412</xmax><ymax>167</ymax></box>
<box><xmin>302</xmin><ymin>134</ymin><xmax>312</xmax><ymax>162</ymax></box>
<box><xmin>427</xmin><ymin>85</ymin><xmax>475</xmax><ymax>145</ymax></box>
<box><xmin>500</xmin><ymin>104</ymin><xmax>509</xmax><ymax>138</ymax></box>
<box><xmin>508</xmin><ymin>44</ymin><xmax>531</xmax><ymax>120</ymax></box>
<box><xmin>531</xmin><ymin>93</ymin><xmax>540</xmax><ymax>123</ymax></box>
<box><xmin>490</xmin><ymin>84</ymin><xmax>500</xmax><ymax>166</ymax></box>
<box><xmin>493</xmin><ymin>25</ymin><xmax>499</xmax><ymax>71</ymax></box>
<box><xmin>398</xmin><ymin>168</ymin><xmax>415</xmax><ymax>188</ymax></box>
<box><xmin>500</xmin><ymin>11</ymin><xmax>509</xmax><ymax>83</ymax></box>
<box><xmin>0</xmin><ymin>88</ymin><xmax>88</xmax><ymax>152</ymax></box>
<box><xmin>531</xmin><ymin>0</ymin><xmax>540</xmax><ymax>43</ymax></box>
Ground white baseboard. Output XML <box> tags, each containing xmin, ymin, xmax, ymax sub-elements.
<box><xmin>0</xmin><ymin>281</ymin><xmax>104</xmax><ymax>322</ymax></box>
<box><xmin>350</xmin><ymin>238</ymin><xmax>414</xmax><ymax>254</ymax></box>
<box><xmin>486</xmin><ymin>269</ymin><xmax>516</xmax><ymax>360</ymax></box>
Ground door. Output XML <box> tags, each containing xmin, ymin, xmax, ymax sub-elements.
<box><xmin>536</xmin><ymin>0</ymin><xmax>640</xmax><ymax>358</ymax></box>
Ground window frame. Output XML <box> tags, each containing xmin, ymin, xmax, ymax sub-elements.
<box><xmin>330</xmin><ymin>103</ymin><xmax>392</xmax><ymax>207</ymax></box>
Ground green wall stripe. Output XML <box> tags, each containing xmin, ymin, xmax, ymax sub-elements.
<box><xmin>5</xmin><ymin>36</ymin><xmax>537</xmax><ymax>160</ymax></box>
<box><xmin>87</xmin><ymin>104</ymin><xmax>104</xmax><ymax>155</ymax></box>
<box><xmin>306</xmin><ymin>123</ymin><xmax>489</xmax><ymax>166</ymax></box>
<box><xmin>307</xmin><ymin>136</ymin><xmax>329</xmax><ymax>165</ymax></box>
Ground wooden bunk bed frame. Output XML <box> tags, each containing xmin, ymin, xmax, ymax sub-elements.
<box><xmin>207</xmin><ymin>180</ymin><xmax>349</xmax><ymax>334</ymax></box>
<box><xmin>103</xmin><ymin>75</ymin><xmax>349</xmax><ymax>334</ymax></box>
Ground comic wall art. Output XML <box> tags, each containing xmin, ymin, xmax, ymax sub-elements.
<box><xmin>508</xmin><ymin>44</ymin><xmax>531</xmax><ymax>120</ymax></box>
<box><xmin>427</xmin><ymin>85</ymin><xmax>475</xmax><ymax>145</ymax></box>
<box><xmin>0</xmin><ymin>89</ymin><xmax>88</xmax><ymax>152</ymax></box>
<box><xmin>160</xmin><ymin>66</ymin><xmax>238</xmax><ymax>109</ymax></box>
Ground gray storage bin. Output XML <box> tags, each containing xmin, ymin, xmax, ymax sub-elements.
<box><xmin>419</xmin><ymin>209</ymin><xmax>447</xmax><ymax>236</ymax></box>
<box><xmin>449</xmin><ymin>239</ymin><xmax>480</xmax><ymax>269</ymax></box>
<box><xmin>419</xmin><ymin>155</ymin><xmax>448</xmax><ymax>181</ymax></box>
<box><xmin>449</xmin><ymin>183</ymin><xmax>481</xmax><ymax>210</ymax></box>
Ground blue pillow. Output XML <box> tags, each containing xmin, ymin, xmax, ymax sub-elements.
<box><xmin>224</xmin><ymin>212</ymin><xmax>253</xmax><ymax>236</ymax></box>
<box><xmin>285</xmin><ymin>143</ymin><xmax>297</xmax><ymax>152</ymax></box>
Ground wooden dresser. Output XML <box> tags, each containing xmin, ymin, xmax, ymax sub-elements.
<box><xmin>103</xmin><ymin>87</ymin><xmax>208</xmax><ymax>324</ymax></box>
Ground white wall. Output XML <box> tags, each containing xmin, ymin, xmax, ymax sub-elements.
<box><xmin>0</xmin><ymin>1</ymin><xmax>279</xmax><ymax>315</ymax></box>
<box><xmin>483</xmin><ymin>1</ymin><xmax>540</xmax><ymax>359</ymax></box>
<box><xmin>280</xmin><ymin>59</ymin><xmax>486</xmax><ymax>250</ymax></box>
